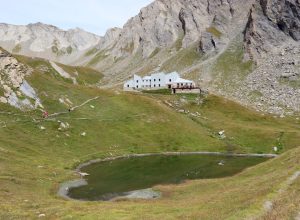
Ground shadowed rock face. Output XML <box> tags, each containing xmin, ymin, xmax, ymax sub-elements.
<box><xmin>261</xmin><ymin>0</ymin><xmax>300</xmax><ymax>40</ymax></box>
<box><xmin>244</xmin><ymin>0</ymin><xmax>300</xmax><ymax>61</ymax></box>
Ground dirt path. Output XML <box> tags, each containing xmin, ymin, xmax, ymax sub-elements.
<box><xmin>48</xmin><ymin>96</ymin><xmax>99</xmax><ymax>117</ymax></box>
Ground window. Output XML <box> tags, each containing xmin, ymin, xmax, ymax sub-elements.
<box><xmin>159</xmin><ymin>79</ymin><xmax>161</xmax><ymax>82</ymax></box>
<box><xmin>127</xmin><ymin>85</ymin><xmax>129</xmax><ymax>87</ymax></box>
<box><xmin>154</xmin><ymin>85</ymin><xmax>156</xmax><ymax>87</ymax></box>
<box><xmin>159</xmin><ymin>84</ymin><xmax>161</xmax><ymax>87</ymax></box>
<box><xmin>154</xmin><ymin>79</ymin><xmax>156</xmax><ymax>82</ymax></box>
<box><xmin>169</xmin><ymin>79</ymin><xmax>171</xmax><ymax>82</ymax></box>
<box><xmin>137</xmin><ymin>85</ymin><xmax>139</xmax><ymax>88</ymax></box>
<box><xmin>137</xmin><ymin>80</ymin><xmax>139</xmax><ymax>83</ymax></box>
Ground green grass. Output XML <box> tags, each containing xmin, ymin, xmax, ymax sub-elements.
<box><xmin>66</xmin><ymin>46</ymin><xmax>73</xmax><ymax>55</ymax></box>
<box><xmin>121</xmin><ymin>42</ymin><xmax>135</xmax><ymax>54</ymax></box>
<box><xmin>160</xmin><ymin>45</ymin><xmax>202</xmax><ymax>72</ymax></box>
<box><xmin>56</xmin><ymin>63</ymin><xmax>104</xmax><ymax>85</ymax></box>
<box><xmin>12</xmin><ymin>44</ymin><xmax>22</xmax><ymax>53</ymax></box>
<box><xmin>149</xmin><ymin>48</ymin><xmax>161</xmax><ymax>59</ymax></box>
<box><xmin>206</xmin><ymin>27</ymin><xmax>222</xmax><ymax>39</ymax></box>
<box><xmin>84</xmin><ymin>48</ymin><xmax>99</xmax><ymax>57</ymax></box>
<box><xmin>143</xmin><ymin>93</ymin><xmax>300</xmax><ymax>154</ymax></box>
<box><xmin>212</xmin><ymin>36</ymin><xmax>254</xmax><ymax>90</ymax></box>
<box><xmin>0</xmin><ymin>54</ymin><xmax>300</xmax><ymax>219</ymax></box>
<box><xmin>88</xmin><ymin>50</ymin><xmax>109</xmax><ymax>66</ymax></box>
<box><xmin>14</xmin><ymin>55</ymin><xmax>71</xmax><ymax>84</ymax></box>
<box><xmin>14</xmin><ymin>55</ymin><xmax>103</xmax><ymax>85</ymax></box>
<box><xmin>142</xmin><ymin>89</ymin><xmax>172</xmax><ymax>95</ymax></box>
<box><xmin>248</xmin><ymin>90</ymin><xmax>263</xmax><ymax>101</ymax></box>
<box><xmin>174</xmin><ymin>34</ymin><xmax>184</xmax><ymax>51</ymax></box>
<box><xmin>279</xmin><ymin>77</ymin><xmax>300</xmax><ymax>89</ymax></box>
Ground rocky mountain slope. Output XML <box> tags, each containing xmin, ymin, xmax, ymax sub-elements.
<box><xmin>0</xmin><ymin>47</ymin><xmax>103</xmax><ymax>110</ymax></box>
<box><xmin>0</xmin><ymin>47</ymin><xmax>42</xmax><ymax>110</ymax></box>
<box><xmin>0</xmin><ymin>22</ymin><xmax>101</xmax><ymax>64</ymax></box>
<box><xmin>92</xmin><ymin>0</ymin><xmax>299</xmax><ymax>115</ymax></box>
<box><xmin>0</xmin><ymin>0</ymin><xmax>299</xmax><ymax>115</ymax></box>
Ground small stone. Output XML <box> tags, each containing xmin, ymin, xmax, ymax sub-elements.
<box><xmin>81</xmin><ymin>132</ymin><xmax>86</xmax><ymax>137</ymax></box>
<box><xmin>264</xmin><ymin>201</ymin><xmax>273</xmax><ymax>211</ymax></box>
<box><xmin>0</xmin><ymin>97</ymin><xmax>7</xmax><ymax>104</ymax></box>
<box><xmin>218</xmin><ymin>161</ymin><xmax>225</xmax><ymax>166</ymax></box>
<box><xmin>218</xmin><ymin>130</ymin><xmax>225</xmax><ymax>136</ymax></box>
<box><xmin>38</xmin><ymin>214</ymin><xmax>46</xmax><ymax>218</ymax></box>
<box><xmin>78</xmin><ymin>172</ymin><xmax>89</xmax><ymax>177</ymax></box>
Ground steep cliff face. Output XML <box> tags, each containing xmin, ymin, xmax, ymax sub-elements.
<box><xmin>0</xmin><ymin>23</ymin><xmax>101</xmax><ymax>64</ymax></box>
<box><xmin>94</xmin><ymin>0</ymin><xmax>253</xmax><ymax>59</ymax></box>
<box><xmin>243</xmin><ymin>0</ymin><xmax>300</xmax><ymax>61</ymax></box>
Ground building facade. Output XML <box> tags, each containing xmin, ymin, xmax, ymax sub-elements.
<box><xmin>124</xmin><ymin>72</ymin><xmax>196</xmax><ymax>91</ymax></box>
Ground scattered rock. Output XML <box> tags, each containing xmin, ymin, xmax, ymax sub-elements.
<box><xmin>81</xmin><ymin>132</ymin><xmax>86</xmax><ymax>137</ymax></box>
<box><xmin>58</xmin><ymin>122</ymin><xmax>70</xmax><ymax>131</ymax></box>
<box><xmin>78</xmin><ymin>172</ymin><xmax>89</xmax><ymax>177</ymax></box>
<box><xmin>218</xmin><ymin>161</ymin><xmax>225</xmax><ymax>166</ymax></box>
<box><xmin>38</xmin><ymin>214</ymin><xmax>46</xmax><ymax>218</ymax></box>
<box><xmin>0</xmin><ymin>96</ymin><xmax>7</xmax><ymax>104</ymax></box>
<box><xmin>218</xmin><ymin>130</ymin><xmax>225</xmax><ymax>136</ymax></box>
<box><xmin>264</xmin><ymin>201</ymin><xmax>273</xmax><ymax>212</ymax></box>
<box><xmin>218</xmin><ymin>130</ymin><xmax>226</xmax><ymax>139</ymax></box>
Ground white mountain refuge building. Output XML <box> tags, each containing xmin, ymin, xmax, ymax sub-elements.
<box><xmin>124</xmin><ymin>72</ymin><xmax>195</xmax><ymax>90</ymax></box>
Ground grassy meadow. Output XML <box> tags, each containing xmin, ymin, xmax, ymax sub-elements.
<box><xmin>0</xmin><ymin>56</ymin><xmax>300</xmax><ymax>219</ymax></box>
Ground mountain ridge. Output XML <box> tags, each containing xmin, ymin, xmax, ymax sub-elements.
<box><xmin>0</xmin><ymin>0</ymin><xmax>299</xmax><ymax>115</ymax></box>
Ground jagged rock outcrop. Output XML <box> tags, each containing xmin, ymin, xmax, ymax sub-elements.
<box><xmin>95</xmin><ymin>0</ymin><xmax>253</xmax><ymax>59</ymax></box>
<box><xmin>0</xmin><ymin>23</ymin><xmax>101</xmax><ymax>64</ymax></box>
<box><xmin>0</xmin><ymin>48</ymin><xmax>42</xmax><ymax>110</ymax></box>
<box><xmin>243</xmin><ymin>0</ymin><xmax>300</xmax><ymax>62</ymax></box>
<box><xmin>0</xmin><ymin>0</ymin><xmax>299</xmax><ymax>115</ymax></box>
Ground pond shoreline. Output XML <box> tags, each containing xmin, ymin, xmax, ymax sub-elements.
<box><xmin>76</xmin><ymin>151</ymin><xmax>278</xmax><ymax>172</ymax></box>
<box><xmin>58</xmin><ymin>151</ymin><xmax>277</xmax><ymax>201</ymax></box>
